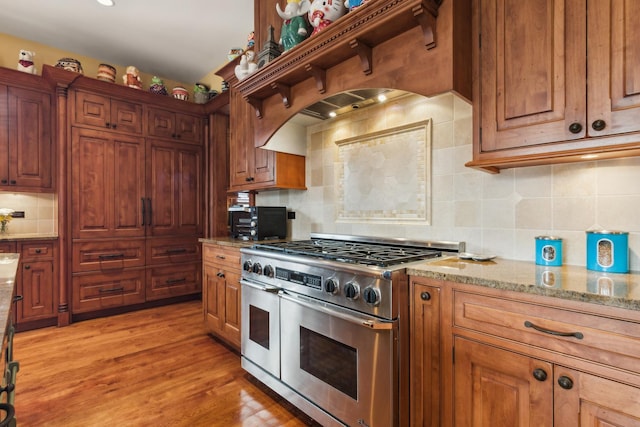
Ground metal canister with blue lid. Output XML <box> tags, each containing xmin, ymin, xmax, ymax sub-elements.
<box><xmin>586</xmin><ymin>230</ymin><xmax>629</xmax><ymax>273</ymax></box>
<box><xmin>535</xmin><ymin>236</ymin><xmax>562</xmax><ymax>266</ymax></box>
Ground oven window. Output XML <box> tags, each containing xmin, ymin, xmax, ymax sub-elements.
<box><xmin>300</xmin><ymin>326</ymin><xmax>357</xmax><ymax>400</ymax></box>
<box><xmin>249</xmin><ymin>305</ymin><xmax>270</xmax><ymax>350</ymax></box>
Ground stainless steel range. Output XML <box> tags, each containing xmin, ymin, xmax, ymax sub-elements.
<box><xmin>240</xmin><ymin>233</ymin><xmax>464</xmax><ymax>427</ymax></box>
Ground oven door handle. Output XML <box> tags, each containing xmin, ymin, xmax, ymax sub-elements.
<box><xmin>240</xmin><ymin>279</ymin><xmax>281</xmax><ymax>293</ymax></box>
<box><xmin>279</xmin><ymin>292</ymin><xmax>395</xmax><ymax>331</ymax></box>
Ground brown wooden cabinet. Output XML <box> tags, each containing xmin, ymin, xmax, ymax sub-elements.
<box><xmin>73</xmin><ymin>90</ymin><xmax>143</xmax><ymax>134</ymax></box>
<box><xmin>0</xmin><ymin>82</ymin><xmax>53</xmax><ymax>192</ymax></box>
<box><xmin>410</xmin><ymin>281</ymin><xmax>442</xmax><ymax>427</ymax></box>
<box><xmin>69</xmin><ymin>82</ymin><xmax>204</xmax><ymax>316</ymax></box>
<box><xmin>147</xmin><ymin>107</ymin><xmax>202</xmax><ymax>144</ymax></box>
<box><xmin>469</xmin><ymin>0</ymin><xmax>640</xmax><ymax>172</ymax></box>
<box><xmin>451</xmin><ymin>286</ymin><xmax>640</xmax><ymax>426</ymax></box>
<box><xmin>15</xmin><ymin>240</ymin><xmax>57</xmax><ymax>331</ymax></box>
<box><xmin>217</xmin><ymin>66</ymin><xmax>306</xmax><ymax>193</ymax></box>
<box><xmin>202</xmin><ymin>243</ymin><xmax>241</xmax><ymax>350</ymax></box>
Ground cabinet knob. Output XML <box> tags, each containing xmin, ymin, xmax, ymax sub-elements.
<box><xmin>0</xmin><ymin>179</ymin><xmax>7</xmax><ymax>185</ymax></box>
<box><xmin>111</xmin><ymin>124</ymin><xmax>117</xmax><ymax>129</ymax></box>
<box><xmin>35</xmin><ymin>249</ymin><xmax>42</xmax><ymax>254</ymax></box>
<box><xmin>216</xmin><ymin>271</ymin><xmax>225</xmax><ymax>278</ymax></box>
<box><xmin>532</xmin><ymin>368</ymin><xmax>548</xmax><ymax>382</ymax></box>
<box><xmin>24</xmin><ymin>265</ymin><xmax>30</xmax><ymax>270</ymax></box>
<box><xmin>591</xmin><ymin>119</ymin><xmax>606</xmax><ymax>131</ymax></box>
<box><xmin>557</xmin><ymin>375</ymin><xmax>574</xmax><ymax>390</ymax></box>
<box><xmin>420</xmin><ymin>291</ymin><xmax>431</xmax><ymax>301</ymax></box>
<box><xmin>9</xmin><ymin>180</ymin><xmax>16</xmax><ymax>185</ymax></box>
<box><xmin>568</xmin><ymin>122</ymin><xmax>582</xmax><ymax>134</ymax></box>
<box><xmin>105</xmin><ymin>122</ymin><xmax>111</xmax><ymax>128</ymax></box>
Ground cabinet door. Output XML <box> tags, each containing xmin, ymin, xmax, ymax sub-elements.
<box><xmin>73</xmin><ymin>91</ymin><xmax>111</xmax><ymax>129</ymax></box>
<box><xmin>110</xmin><ymin>99</ymin><xmax>143</xmax><ymax>134</ymax></box>
<box><xmin>17</xmin><ymin>260</ymin><xmax>55</xmax><ymax>322</ymax></box>
<box><xmin>147</xmin><ymin>108</ymin><xmax>176</xmax><ymax>140</ymax></box>
<box><xmin>7</xmin><ymin>86</ymin><xmax>52</xmax><ymax>189</ymax></box>
<box><xmin>147</xmin><ymin>140</ymin><xmax>203</xmax><ymax>237</ymax></box>
<box><xmin>174</xmin><ymin>113</ymin><xmax>202</xmax><ymax>144</ymax></box>
<box><xmin>71</xmin><ymin>128</ymin><xmax>145</xmax><ymax>239</ymax></box>
<box><xmin>587</xmin><ymin>0</ymin><xmax>640</xmax><ymax>137</ymax></box>
<box><xmin>0</xmin><ymin>85</ymin><xmax>8</xmax><ymax>186</ymax></box>
<box><xmin>203</xmin><ymin>263</ymin><xmax>223</xmax><ymax>333</ymax></box>
<box><xmin>554</xmin><ymin>367</ymin><xmax>640</xmax><ymax>427</ymax></box>
<box><xmin>454</xmin><ymin>337</ymin><xmax>553</xmax><ymax>427</ymax></box>
<box><xmin>229</xmin><ymin>88</ymin><xmax>253</xmax><ymax>188</ymax></box>
<box><xmin>411</xmin><ymin>283</ymin><xmax>441</xmax><ymax>427</ymax></box>
<box><xmin>221</xmin><ymin>269</ymin><xmax>241</xmax><ymax>348</ymax></box>
<box><xmin>475</xmin><ymin>0</ymin><xmax>585</xmax><ymax>151</ymax></box>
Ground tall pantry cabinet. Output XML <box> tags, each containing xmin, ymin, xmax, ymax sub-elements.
<box><xmin>66</xmin><ymin>72</ymin><xmax>203</xmax><ymax>315</ymax></box>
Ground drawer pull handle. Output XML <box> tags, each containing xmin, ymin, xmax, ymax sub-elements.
<box><xmin>166</xmin><ymin>277</ymin><xmax>187</xmax><ymax>285</ymax></box>
<box><xmin>216</xmin><ymin>272</ymin><xmax>225</xmax><ymax>278</ymax></box>
<box><xmin>557</xmin><ymin>375</ymin><xmax>574</xmax><ymax>390</ymax></box>
<box><xmin>216</xmin><ymin>255</ymin><xmax>226</xmax><ymax>259</ymax></box>
<box><xmin>524</xmin><ymin>321</ymin><xmax>584</xmax><ymax>340</ymax></box>
<box><xmin>99</xmin><ymin>287</ymin><xmax>124</xmax><ymax>293</ymax></box>
<box><xmin>532</xmin><ymin>368</ymin><xmax>547</xmax><ymax>382</ymax></box>
<box><xmin>98</xmin><ymin>253</ymin><xmax>125</xmax><ymax>260</ymax></box>
<box><xmin>166</xmin><ymin>248</ymin><xmax>187</xmax><ymax>255</ymax></box>
<box><xmin>12</xmin><ymin>296</ymin><xmax>23</xmax><ymax>303</ymax></box>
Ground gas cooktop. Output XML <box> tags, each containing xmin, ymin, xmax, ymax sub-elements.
<box><xmin>252</xmin><ymin>235</ymin><xmax>448</xmax><ymax>268</ymax></box>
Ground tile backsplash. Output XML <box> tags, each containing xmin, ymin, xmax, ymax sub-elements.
<box><xmin>257</xmin><ymin>92</ymin><xmax>640</xmax><ymax>271</ymax></box>
<box><xmin>0</xmin><ymin>192</ymin><xmax>57</xmax><ymax>235</ymax></box>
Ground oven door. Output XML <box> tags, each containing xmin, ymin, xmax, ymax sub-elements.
<box><xmin>280</xmin><ymin>292</ymin><xmax>397</xmax><ymax>427</ymax></box>
<box><xmin>241</xmin><ymin>279</ymin><xmax>281</xmax><ymax>378</ymax></box>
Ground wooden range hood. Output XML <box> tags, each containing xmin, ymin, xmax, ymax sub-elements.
<box><xmin>232</xmin><ymin>0</ymin><xmax>472</xmax><ymax>148</ymax></box>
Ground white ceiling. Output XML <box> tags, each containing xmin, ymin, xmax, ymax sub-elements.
<box><xmin>1</xmin><ymin>0</ymin><xmax>255</xmax><ymax>83</ymax></box>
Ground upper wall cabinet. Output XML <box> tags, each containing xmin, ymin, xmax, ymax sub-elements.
<box><xmin>147</xmin><ymin>107</ymin><xmax>202</xmax><ymax>144</ymax></box>
<box><xmin>468</xmin><ymin>0</ymin><xmax>640</xmax><ymax>173</ymax></box>
<box><xmin>73</xmin><ymin>90</ymin><xmax>143</xmax><ymax>134</ymax></box>
<box><xmin>0</xmin><ymin>69</ymin><xmax>54</xmax><ymax>192</ymax></box>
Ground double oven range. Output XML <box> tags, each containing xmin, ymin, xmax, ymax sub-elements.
<box><xmin>240</xmin><ymin>233</ymin><xmax>464</xmax><ymax>427</ymax></box>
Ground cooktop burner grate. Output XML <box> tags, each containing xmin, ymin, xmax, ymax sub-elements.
<box><xmin>252</xmin><ymin>239</ymin><xmax>442</xmax><ymax>267</ymax></box>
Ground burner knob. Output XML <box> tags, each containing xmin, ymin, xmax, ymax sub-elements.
<box><xmin>252</xmin><ymin>263</ymin><xmax>262</xmax><ymax>274</ymax></box>
<box><xmin>243</xmin><ymin>261</ymin><xmax>252</xmax><ymax>272</ymax></box>
<box><xmin>344</xmin><ymin>282</ymin><xmax>360</xmax><ymax>300</ymax></box>
<box><xmin>263</xmin><ymin>265</ymin><xmax>275</xmax><ymax>278</ymax></box>
<box><xmin>363</xmin><ymin>287</ymin><xmax>380</xmax><ymax>306</ymax></box>
<box><xmin>324</xmin><ymin>279</ymin><xmax>339</xmax><ymax>295</ymax></box>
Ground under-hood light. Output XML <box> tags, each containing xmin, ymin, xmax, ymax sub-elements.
<box><xmin>328</xmin><ymin>111</ymin><xmax>337</xmax><ymax>118</ymax></box>
<box><xmin>97</xmin><ymin>0</ymin><xmax>115</xmax><ymax>6</ymax></box>
<box><xmin>377</xmin><ymin>94</ymin><xmax>387</xmax><ymax>102</ymax></box>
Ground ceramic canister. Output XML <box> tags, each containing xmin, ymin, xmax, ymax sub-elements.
<box><xmin>535</xmin><ymin>236</ymin><xmax>562</xmax><ymax>266</ymax></box>
<box><xmin>586</xmin><ymin>230</ymin><xmax>629</xmax><ymax>273</ymax></box>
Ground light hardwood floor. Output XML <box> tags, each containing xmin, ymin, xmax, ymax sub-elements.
<box><xmin>13</xmin><ymin>300</ymin><xmax>318</xmax><ymax>427</ymax></box>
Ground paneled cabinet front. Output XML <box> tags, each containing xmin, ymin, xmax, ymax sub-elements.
<box><xmin>0</xmin><ymin>83</ymin><xmax>53</xmax><ymax>192</ymax></box>
<box><xmin>69</xmin><ymin>86</ymin><xmax>204</xmax><ymax>316</ymax></box>
<box><xmin>202</xmin><ymin>243</ymin><xmax>241</xmax><ymax>350</ymax></box>
<box><xmin>71</xmin><ymin>127</ymin><xmax>145</xmax><ymax>239</ymax></box>
<box><xmin>73</xmin><ymin>90</ymin><xmax>143</xmax><ymax>134</ymax></box>
<box><xmin>469</xmin><ymin>0</ymin><xmax>640</xmax><ymax>171</ymax></box>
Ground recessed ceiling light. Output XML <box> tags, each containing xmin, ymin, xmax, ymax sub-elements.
<box><xmin>581</xmin><ymin>154</ymin><xmax>599</xmax><ymax>160</ymax></box>
<box><xmin>97</xmin><ymin>0</ymin><xmax>115</xmax><ymax>6</ymax></box>
<box><xmin>328</xmin><ymin>111</ymin><xmax>337</xmax><ymax>118</ymax></box>
<box><xmin>377</xmin><ymin>94</ymin><xmax>387</xmax><ymax>102</ymax></box>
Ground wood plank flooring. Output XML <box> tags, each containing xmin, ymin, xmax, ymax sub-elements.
<box><xmin>13</xmin><ymin>300</ymin><xmax>319</xmax><ymax>427</ymax></box>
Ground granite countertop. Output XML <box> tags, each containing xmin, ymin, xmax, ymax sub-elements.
<box><xmin>408</xmin><ymin>256</ymin><xmax>640</xmax><ymax>312</ymax></box>
<box><xmin>0</xmin><ymin>254</ymin><xmax>19</xmax><ymax>345</ymax></box>
<box><xmin>199</xmin><ymin>237</ymin><xmax>289</xmax><ymax>249</ymax></box>
<box><xmin>0</xmin><ymin>233</ymin><xmax>58</xmax><ymax>242</ymax></box>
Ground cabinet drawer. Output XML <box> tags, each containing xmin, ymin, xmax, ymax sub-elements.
<box><xmin>453</xmin><ymin>291</ymin><xmax>640</xmax><ymax>374</ymax></box>
<box><xmin>72</xmin><ymin>239</ymin><xmax>145</xmax><ymax>272</ymax></box>
<box><xmin>146</xmin><ymin>237</ymin><xmax>201</xmax><ymax>265</ymax></box>
<box><xmin>146</xmin><ymin>262</ymin><xmax>201</xmax><ymax>301</ymax></box>
<box><xmin>72</xmin><ymin>268</ymin><xmax>145</xmax><ymax>313</ymax></box>
<box><xmin>19</xmin><ymin>241</ymin><xmax>54</xmax><ymax>260</ymax></box>
<box><xmin>203</xmin><ymin>244</ymin><xmax>241</xmax><ymax>271</ymax></box>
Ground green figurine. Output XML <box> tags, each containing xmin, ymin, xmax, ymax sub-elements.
<box><xmin>277</xmin><ymin>0</ymin><xmax>311</xmax><ymax>51</ymax></box>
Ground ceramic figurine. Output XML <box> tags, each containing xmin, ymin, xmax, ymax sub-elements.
<box><xmin>193</xmin><ymin>83</ymin><xmax>209</xmax><ymax>104</ymax></box>
<box><xmin>234</xmin><ymin>51</ymin><xmax>258</xmax><ymax>81</ymax></box>
<box><xmin>345</xmin><ymin>0</ymin><xmax>369</xmax><ymax>11</ymax></box>
<box><xmin>149</xmin><ymin>76</ymin><xmax>168</xmax><ymax>95</ymax></box>
<box><xmin>228</xmin><ymin>47</ymin><xmax>244</xmax><ymax>61</ymax></box>
<box><xmin>123</xmin><ymin>66</ymin><xmax>142</xmax><ymax>89</ymax></box>
<box><xmin>55</xmin><ymin>57</ymin><xmax>83</xmax><ymax>74</ymax></box>
<box><xmin>277</xmin><ymin>0</ymin><xmax>311</xmax><ymax>51</ymax></box>
<box><xmin>308</xmin><ymin>0</ymin><xmax>347</xmax><ymax>36</ymax></box>
<box><xmin>172</xmin><ymin>86</ymin><xmax>189</xmax><ymax>101</ymax></box>
<box><xmin>17</xmin><ymin>50</ymin><xmax>37</xmax><ymax>74</ymax></box>
<box><xmin>246</xmin><ymin>31</ymin><xmax>255</xmax><ymax>51</ymax></box>
<box><xmin>97</xmin><ymin>63</ymin><xmax>117</xmax><ymax>83</ymax></box>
